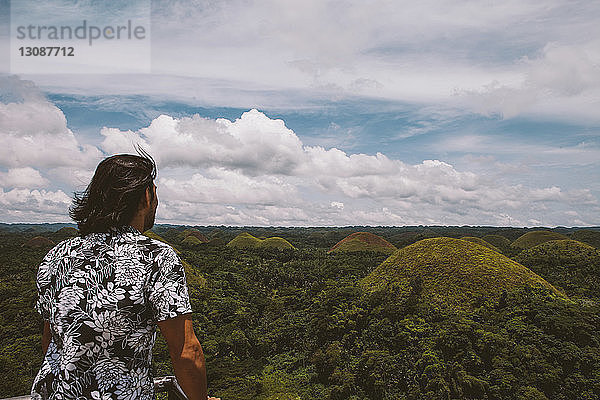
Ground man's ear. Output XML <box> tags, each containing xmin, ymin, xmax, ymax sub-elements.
<box><xmin>139</xmin><ymin>187</ymin><xmax>151</xmax><ymax>210</ymax></box>
<box><xmin>145</xmin><ymin>186</ymin><xmax>153</xmax><ymax>208</ymax></box>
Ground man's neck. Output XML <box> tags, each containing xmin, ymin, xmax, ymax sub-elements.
<box><xmin>128</xmin><ymin>216</ymin><xmax>145</xmax><ymax>233</ymax></box>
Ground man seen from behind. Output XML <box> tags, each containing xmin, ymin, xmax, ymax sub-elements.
<box><xmin>32</xmin><ymin>151</ymin><xmax>210</xmax><ymax>399</ymax></box>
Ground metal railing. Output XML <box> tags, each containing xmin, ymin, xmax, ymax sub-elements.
<box><xmin>154</xmin><ymin>375</ymin><xmax>188</xmax><ymax>400</ymax></box>
<box><xmin>1</xmin><ymin>376</ymin><xmax>187</xmax><ymax>400</ymax></box>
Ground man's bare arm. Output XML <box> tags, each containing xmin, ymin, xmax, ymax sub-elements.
<box><xmin>42</xmin><ymin>320</ymin><xmax>51</xmax><ymax>354</ymax></box>
<box><xmin>158</xmin><ymin>314</ymin><xmax>207</xmax><ymax>400</ymax></box>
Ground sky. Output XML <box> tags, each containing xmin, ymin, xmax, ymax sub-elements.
<box><xmin>0</xmin><ymin>0</ymin><xmax>599</xmax><ymax>227</ymax></box>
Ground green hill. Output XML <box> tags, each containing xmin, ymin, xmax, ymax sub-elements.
<box><xmin>55</xmin><ymin>226</ymin><xmax>78</xmax><ymax>236</ymax></box>
<box><xmin>227</xmin><ymin>232</ymin><xmax>262</xmax><ymax>249</ymax></box>
<box><xmin>258</xmin><ymin>237</ymin><xmax>296</xmax><ymax>250</ymax></box>
<box><xmin>181</xmin><ymin>259</ymin><xmax>207</xmax><ymax>289</ymax></box>
<box><xmin>23</xmin><ymin>236</ymin><xmax>55</xmax><ymax>248</ymax></box>
<box><xmin>571</xmin><ymin>229</ymin><xmax>600</xmax><ymax>249</ymax></box>
<box><xmin>227</xmin><ymin>232</ymin><xmax>295</xmax><ymax>250</ymax></box>
<box><xmin>206</xmin><ymin>237</ymin><xmax>227</xmax><ymax>246</ymax></box>
<box><xmin>515</xmin><ymin>239</ymin><xmax>600</xmax><ymax>298</ymax></box>
<box><xmin>178</xmin><ymin>228</ymin><xmax>209</xmax><ymax>243</ymax></box>
<box><xmin>361</xmin><ymin>237</ymin><xmax>561</xmax><ymax>310</ymax></box>
<box><xmin>460</xmin><ymin>236</ymin><xmax>501</xmax><ymax>252</ymax></box>
<box><xmin>389</xmin><ymin>229</ymin><xmax>438</xmax><ymax>248</ymax></box>
<box><xmin>182</xmin><ymin>235</ymin><xmax>205</xmax><ymax>246</ymax></box>
<box><xmin>511</xmin><ymin>230</ymin><xmax>569</xmax><ymax>250</ymax></box>
<box><xmin>482</xmin><ymin>234</ymin><xmax>511</xmax><ymax>250</ymax></box>
<box><xmin>329</xmin><ymin>232</ymin><xmax>397</xmax><ymax>254</ymax></box>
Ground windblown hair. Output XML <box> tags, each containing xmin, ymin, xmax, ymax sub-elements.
<box><xmin>70</xmin><ymin>148</ymin><xmax>157</xmax><ymax>236</ymax></box>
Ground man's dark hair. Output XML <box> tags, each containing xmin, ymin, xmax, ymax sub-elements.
<box><xmin>70</xmin><ymin>148</ymin><xmax>157</xmax><ymax>235</ymax></box>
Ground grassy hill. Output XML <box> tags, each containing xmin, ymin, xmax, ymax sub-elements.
<box><xmin>259</xmin><ymin>237</ymin><xmax>296</xmax><ymax>250</ymax></box>
<box><xmin>511</xmin><ymin>230</ymin><xmax>569</xmax><ymax>250</ymax></box>
<box><xmin>182</xmin><ymin>235</ymin><xmax>205</xmax><ymax>246</ymax></box>
<box><xmin>178</xmin><ymin>228</ymin><xmax>209</xmax><ymax>243</ymax></box>
<box><xmin>227</xmin><ymin>232</ymin><xmax>263</xmax><ymax>248</ymax></box>
<box><xmin>482</xmin><ymin>234</ymin><xmax>511</xmax><ymax>251</ymax></box>
<box><xmin>22</xmin><ymin>236</ymin><xmax>55</xmax><ymax>248</ymax></box>
<box><xmin>571</xmin><ymin>229</ymin><xmax>600</xmax><ymax>249</ymax></box>
<box><xmin>515</xmin><ymin>239</ymin><xmax>600</xmax><ymax>298</ymax></box>
<box><xmin>329</xmin><ymin>232</ymin><xmax>397</xmax><ymax>254</ymax></box>
<box><xmin>361</xmin><ymin>237</ymin><xmax>561</xmax><ymax>310</ymax></box>
<box><xmin>460</xmin><ymin>236</ymin><xmax>501</xmax><ymax>252</ymax></box>
<box><xmin>227</xmin><ymin>232</ymin><xmax>295</xmax><ymax>250</ymax></box>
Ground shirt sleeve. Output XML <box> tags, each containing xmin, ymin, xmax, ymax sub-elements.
<box><xmin>146</xmin><ymin>246</ymin><xmax>193</xmax><ymax>322</ymax></box>
<box><xmin>35</xmin><ymin>250</ymin><xmax>54</xmax><ymax>321</ymax></box>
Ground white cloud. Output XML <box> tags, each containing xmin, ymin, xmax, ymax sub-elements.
<box><xmin>159</xmin><ymin>168</ymin><xmax>301</xmax><ymax>206</ymax></box>
<box><xmin>99</xmin><ymin>109</ymin><xmax>599</xmax><ymax>226</ymax></box>
<box><xmin>0</xmin><ymin>167</ymin><xmax>48</xmax><ymax>188</ymax></box>
<box><xmin>0</xmin><ymin>187</ymin><xmax>71</xmax><ymax>222</ymax></box>
<box><xmin>10</xmin><ymin>0</ymin><xmax>597</xmax><ymax>123</ymax></box>
<box><xmin>460</xmin><ymin>40</ymin><xmax>600</xmax><ymax>121</ymax></box>
<box><xmin>0</xmin><ymin>77</ymin><xmax>103</xmax><ymax>171</ymax></box>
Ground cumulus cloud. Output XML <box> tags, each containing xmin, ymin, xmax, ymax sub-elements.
<box><xmin>0</xmin><ymin>76</ymin><xmax>103</xmax><ymax>170</ymax></box>
<box><xmin>100</xmin><ymin>109</ymin><xmax>599</xmax><ymax>226</ymax></box>
<box><xmin>0</xmin><ymin>187</ymin><xmax>71</xmax><ymax>222</ymax></box>
<box><xmin>0</xmin><ymin>167</ymin><xmax>49</xmax><ymax>188</ymax></box>
<box><xmin>159</xmin><ymin>168</ymin><xmax>301</xmax><ymax>206</ymax></box>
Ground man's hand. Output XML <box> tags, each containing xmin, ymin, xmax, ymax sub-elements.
<box><xmin>158</xmin><ymin>314</ymin><xmax>207</xmax><ymax>400</ymax></box>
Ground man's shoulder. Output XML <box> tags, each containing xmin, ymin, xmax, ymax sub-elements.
<box><xmin>43</xmin><ymin>235</ymin><xmax>84</xmax><ymax>260</ymax></box>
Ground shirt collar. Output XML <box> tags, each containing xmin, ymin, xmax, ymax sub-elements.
<box><xmin>108</xmin><ymin>225</ymin><xmax>142</xmax><ymax>235</ymax></box>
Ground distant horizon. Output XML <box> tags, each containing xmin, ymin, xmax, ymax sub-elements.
<box><xmin>2</xmin><ymin>221</ymin><xmax>599</xmax><ymax>230</ymax></box>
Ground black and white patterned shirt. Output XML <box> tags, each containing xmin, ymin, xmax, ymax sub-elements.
<box><xmin>32</xmin><ymin>225</ymin><xmax>192</xmax><ymax>400</ymax></box>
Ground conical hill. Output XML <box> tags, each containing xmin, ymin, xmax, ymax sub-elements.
<box><xmin>55</xmin><ymin>226</ymin><xmax>78</xmax><ymax>236</ymax></box>
<box><xmin>515</xmin><ymin>239</ymin><xmax>600</xmax><ymax>298</ymax></box>
<box><xmin>460</xmin><ymin>236</ymin><xmax>501</xmax><ymax>252</ymax></box>
<box><xmin>259</xmin><ymin>237</ymin><xmax>296</xmax><ymax>250</ymax></box>
<box><xmin>482</xmin><ymin>234</ymin><xmax>511</xmax><ymax>250</ymax></box>
<box><xmin>182</xmin><ymin>235</ymin><xmax>204</xmax><ymax>246</ymax></box>
<box><xmin>361</xmin><ymin>237</ymin><xmax>561</xmax><ymax>309</ymax></box>
<box><xmin>511</xmin><ymin>230</ymin><xmax>569</xmax><ymax>250</ymax></box>
<box><xmin>23</xmin><ymin>236</ymin><xmax>55</xmax><ymax>248</ymax></box>
<box><xmin>227</xmin><ymin>232</ymin><xmax>295</xmax><ymax>250</ymax></box>
<box><xmin>227</xmin><ymin>232</ymin><xmax>262</xmax><ymax>249</ymax></box>
<box><xmin>329</xmin><ymin>232</ymin><xmax>397</xmax><ymax>254</ymax></box>
<box><xmin>571</xmin><ymin>229</ymin><xmax>600</xmax><ymax>249</ymax></box>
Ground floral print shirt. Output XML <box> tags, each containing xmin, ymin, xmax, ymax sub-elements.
<box><xmin>31</xmin><ymin>225</ymin><xmax>192</xmax><ymax>400</ymax></box>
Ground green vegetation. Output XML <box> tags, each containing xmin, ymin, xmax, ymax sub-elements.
<box><xmin>23</xmin><ymin>236</ymin><xmax>55</xmax><ymax>248</ymax></box>
<box><xmin>571</xmin><ymin>229</ymin><xmax>600</xmax><ymax>249</ymax></box>
<box><xmin>227</xmin><ymin>232</ymin><xmax>295</xmax><ymax>250</ymax></box>
<box><xmin>227</xmin><ymin>232</ymin><xmax>263</xmax><ymax>248</ymax></box>
<box><xmin>259</xmin><ymin>237</ymin><xmax>296</xmax><ymax>250</ymax></box>
<box><xmin>1</xmin><ymin>225</ymin><xmax>600</xmax><ymax>399</ymax></box>
<box><xmin>460</xmin><ymin>236</ymin><xmax>501</xmax><ymax>252</ymax></box>
<box><xmin>515</xmin><ymin>239</ymin><xmax>600</xmax><ymax>299</ymax></box>
<box><xmin>328</xmin><ymin>232</ymin><xmax>397</xmax><ymax>254</ymax></box>
<box><xmin>182</xmin><ymin>235</ymin><xmax>205</xmax><ymax>246</ymax></box>
<box><xmin>362</xmin><ymin>237</ymin><xmax>561</xmax><ymax>310</ymax></box>
<box><xmin>179</xmin><ymin>228</ymin><xmax>210</xmax><ymax>243</ymax></box>
<box><xmin>144</xmin><ymin>230</ymin><xmax>182</xmax><ymax>254</ymax></box>
<box><xmin>511</xmin><ymin>230</ymin><xmax>569</xmax><ymax>250</ymax></box>
<box><xmin>54</xmin><ymin>226</ymin><xmax>78</xmax><ymax>236</ymax></box>
<box><xmin>482</xmin><ymin>234</ymin><xmax>511</xmax><ymax>251</ymax></box>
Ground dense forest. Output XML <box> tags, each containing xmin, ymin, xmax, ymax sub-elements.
<box><xmin>1</xmin><ymin>224</ymin><xmax>599</xmax><ymax>399</ymax></box>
